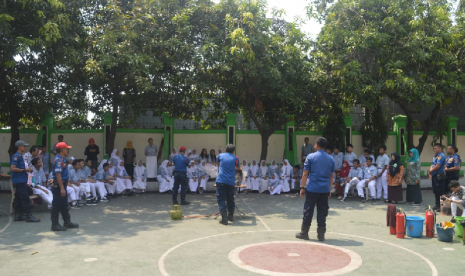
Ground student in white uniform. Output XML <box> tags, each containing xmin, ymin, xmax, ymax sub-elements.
<box><xmin>189</xmin><ymin>149</ymin><xmax>200</xmax><ymax>165</ymax></box>
<box><xmin>69</xmin><ymin>160</ymin><xmax>92</xmax><ymax>203</ymax></box>
<box><xmin>116</xmin><ymin>160</ymin><xmax>134</xmax><ymax>195</ymax></box>
<box><xmin>376</xmin><ymin>145</ymin><xmax>390</xmax><ymax>201</ymax></box>
<box><xmin>248</xmin><ymin>160</ymin><xmax>260</xmax><ymax>191</ymax></box>
<box><xmin>290</xmin><ymin>165</ymin><xmax>303</xmax><ymax>191</ymax></box>
<box><xmin>31</xmin><ymin>158</ymin><xmax>53</xmax><ymax>209</ymax></box>
<box><xmin>344</xmin><ymin>144</ymin><xmax>357</xmax><ymax>167</ymax></box>
<box><xmin>82</xmin><ymin>159</ymin><xmax>107</xmax><ymax>200</ymax></box>
<box><xmin>198</xmin><ymin>160</ymin><xmax>209</xmax><ymax>194</ymax></box>
<box><xmin>158</xmin><ymin>160</ymin><xmax>172</xmax><ymax>193</ymax></box>
<box><xmin>269</xmin><ymin>173</ymin><xmax>282</xmax><ymax>195</ymax></box>
<box><xmin>268</xmin><ymin>160</ymin><xmax>279</xmax><ymax>176</ymax></box>
<box><xmin>359</xmin><ymin>149</ymin><xmax>375</xmax><ymax>167</ymax></box>
<box><xmin>357</xmin><ymin>157</ymin><xmax>377</xmax><ymax>202</ymax></box>
<box><xmin>280</xmin><ymin>159</ymin><xmax>293</xmax><ymax>193</ymax></box>
<box><xmin>240</xmin><ymin>159</ymin><xmax>250</xmax><ymax>193</ymax></box>
<box><xmin>133</xmin><ymin>160</ymin><xmax>147</xmax><ymax>193</ymax></box>
<box><xmin>187</xmin><ymin>160</ymin><xmax>199</xmax><ymax>194</ymax></box>
<box><xmin>108</xmin><ymin>161</ymin><xmax>126</xmax><ymax>195</ymax></box>
<box><xmin>341</xmin><ymin>159</ymin><xmax>363</xmax><ymax>202</ymax></box>
<box><xmin>92</xmin><ymin>163</ymin><xmax>111</xmax><ymax>201</ymax></box>
<box><xmin>169</xmin><ymin>147</ymin><xmax>178</xmax><ymax>163</ymax></box>
<box><xmin>109</xmin><ymin>149</ymin><xmax>122</xmax><ymax>169</ymax></box>
<box><xmin>259</xmin><ymin>160</ymin><xmax>269</xmax><ymax>193</ymax></box>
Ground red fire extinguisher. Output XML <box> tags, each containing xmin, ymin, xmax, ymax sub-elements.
<box><xmin>425</xmin><ymin>205</ymin><xmax>436</xmax><ymax>238</ymax></box>
<box><xmin>396</xmin><ymin>208</ymin><xmax>406</xmax><ymax>239</ymax></box>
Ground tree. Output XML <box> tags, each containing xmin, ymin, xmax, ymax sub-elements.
<box><xmin>199</xmin><ymin>0</ymin><xmax>324</xmax><ymax>161</ymax></box>
<box><xmin>312</xmin><ymin>0</ymin><xmax>464</xmax><ymax>154</ymax></box>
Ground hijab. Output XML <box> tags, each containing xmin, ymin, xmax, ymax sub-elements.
<box><xmin>200</xmin><ymin>160</ymin><xmax>207</xmax><ymax>172</ymax></box>
<box><xmin>117</xmin><ymin>160</ymin><xmax>126</xmax><ymax>177</ymax></box>
<box><xmin>89</xmin><ymin>138</ymin><xmax>95</xmax><ymax>146</ymax></box>
<box><xmin>98</xmin><ymin>159</ymin><xmax>108</xmax><ymax>171</ymax></box>
<box><xmin>242</xmin><ymin>159</ymin><xmax>249</xmax><ymax>172</ymax></box>
<box><xmin>125</xmin><ymin>140</ymin><xmax>133</xmax><ymax>149</ymax></box>
<box><xmin>108</xmin><ymin>161</ymin><xmax>115</xmax><ymax>175</ymax></box>
<box><xmin>282</xmin><ymin>159</ymin><xmax>293</xmax><ymax>176</ymax></box>
<box><xmin>250</xmin><ymin>159</ymin><xmax>259</xmax><ymax>176</ymax></box>
<box><xmin>110</xmin><ymin>149</ymin><xmax>120</xmax><ymax>161</ymax></box>
<box><xmin>135</xmin><ymin>159</ymin><xmax>145</xmax><ymax>177</ymax></box>
<box><xmin>269</xmin><ymin>173</ymin><xmax>279</xmax><ymax>185</ymax></box>
<box><xmin>389</xmin><ymin>152</ymin><xmax>403</xmax><ymax>177</ymax></box>
<box><xmin>190</xmin><ymin>148</ymin><xmax>199</xmax><ymax>159</ymax></box>
<box><xmin>408</xmin><ymin>148</ymin><xmax>420</xmax><ymax>163</ymax></box>
<box><xmin>166</xmin><ymin>162</ymin><xmax>174</xmax><ymax>176</ymax></box>
<box><xmin>170</xmin><ymin>147</ymin><xmax>178</xmax><ymax>159</ymax></box>
<box><xmin>187</xmin><ymin>161</ymin><xmax>196</xmax><ymax>174</ymax></box>
<box><xmin>159</xmin><ymin>160</ymin><xmax>169</xmax><ymax>174</ymax></box>
<box><xmin>260</xmin><ymin>160</ymin><xmax>268</xmax><ymax>176</ymax></box>
<box><xmin>339</xmin><ymin>161</ymin><xmax>351</xmax><ymax>178</ymax></box>
<box><xmin>269</xmin><ymin>159</ymin><xmax>278</xmax><ymax>170</ymax></box>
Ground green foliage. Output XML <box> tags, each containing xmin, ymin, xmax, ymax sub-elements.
<box><xmin>360</xmin><ymin>103</ymin><xmax>388</xmax><ymax>153</ymax></box>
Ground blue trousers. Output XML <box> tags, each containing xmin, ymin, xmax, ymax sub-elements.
<box><xmin>172</xmin><ymin>172</ymin><xmax>187</xmax><ymax>198</ymax></box>
<box><xmin>216</xmin><ymin>183</ymin><xmax>235</xmax><ymax>213</ymax></box>
<box><xmin>12</xmin><ymin>182</ymin><xmax>32</xmax><ymax>213</ymax></box>
<box><xmin>302</xmin><ymin>191</ymin><xmax>329</xmax><ymax>228</ymax></box>
<box><xmin>432</xmin><ymin>174</ymin><xmax>446</xmax><ymax>207</ymax></box>
<box><xmin>51</xmin><ymin>180</ymin><xmax>71</xmax><ymax>223</ymax></box>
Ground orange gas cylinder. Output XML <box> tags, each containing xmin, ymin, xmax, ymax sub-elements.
<box><xmin>390</xmin><ymin>226</ymin><xmax>396</xmax><ymax>235</ymax></box>
<box><xmin>396</xmin><ymin>208</ymin><xmax>406</xmax><ymax>239</ymax></box>
<box><xmin>425</xmin><ymin>206</ymin><xmax>436</xmax><ymax>238</ymax></box>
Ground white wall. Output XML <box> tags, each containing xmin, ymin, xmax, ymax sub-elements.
<box><xmin>386</xmin><ymin>135</ymin><xmax>397</xmax><ymax>155</ymax></box>
<box><xmin>50</xmin><ymin>133</ymin><xmax>105</xmax><ymax>161</ymax></box>
<box><xmin>173</xmin><ymin>133</ymin><xmax>226</xmax><ymax>155</ymax></box>
<box><xmin>236</xmin><ymin>133</ymin><xmax>285</xmax><ymax>164</ymax></box>
<box><xmin>457</xmin><ymin>135</ymin><xmax>465</xmax><ymax>157</ymax></box>
<box><xmin>352</xmin><ymin>134</ymin><xmax>363</xmax><ymax>157</ymax></box>
<box><xmin>0</xmin><ymin>133</ymin><xmax>38</xmax><ymax>165</ymax></box>
<box><xmin>114</xmin><ymin>132</ymin><xmax>164</xmax><ymax>162</ymax></box>
<box><xmin>413</xmin><ymin>134</ymin><xmax>436</xmax><ymax>163</ymax></box>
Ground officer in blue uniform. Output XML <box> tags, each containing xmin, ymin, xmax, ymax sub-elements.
<box><xmin>10</xmin><ymin>140</ymin><xmax>40</xmax><ymax>222</ymax></box>
<box><xmin>428</xmin><ymin>143</ymin><xmax>447</xmax><ymax>211</ymax></box>
<box><xmin>51</xmin><ymin>142</ymin><xmax>79</xmax><ymax>231</ymax></box>
<box><xmin>172</xmin><ymin>146</ymin><xmax>190</xmax><ymax>205</ymax></box>
<box><xmin>445</xmin><ymin>144</ymin><xmax>460</xmax><ymax>193</ymax></box>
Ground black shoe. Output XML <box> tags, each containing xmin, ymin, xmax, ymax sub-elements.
<box><xmin>64</xmin><ymin>221</ymin><xmax>79</xmax><ymax>229</ymax></box>
<box><xmin>51</xmin><ymin>224</ymin><xmax>67</xmax><ymax>231</ymax></box>
<box><xmin>86</xmin><ymin>199</ymin><xmax>97</xmax><ymax>206</ymax></box>
<box><xmin>451</xmin><ymin>217</ymin><xmax>456</xmax><ymax>223</ymax></box>
<box><xmin>219</xmin><ymin>212</ymin><xmax>228</xmax><ymax>225</ymax></box>
<box><xmin>295</xmin><ymin>224</ymin><xmax>310</xmax><ymax>240</ymax></box>
<box><xmin>433</xmin><ymin>206</ymin><xmax>441</xmax><ymax>212</ymax></box>
<box><xmin>228</xmin><ymin>210</ymin><xmax>234</xmax><ymax>222</ymax></box>
<box><xmin>25</xmin><ymin>213</ymin><xmax>40</xmax><ymax>222</ymax></box>
<box><xmin>14</xmin><ymin>212</ymin><xmax>26</xmax><ymax>221</ymax></box>
<box><xmin>341</xmin><ymin>197</ymin><xmax>347</xmax><ymax>202</ymax></box>
<box><xmin>180</xmin><ymin>201</ymin><xmax>190</xmax><ymax>205</ymax></box>
<box><xmin>371</xmin><ymin>198</ymin><xmax>376</xmax><ymax>203</ymax></box>
<box><xmin>317</xmin><ymin>227</ymin><xmax>326</xmax><ymax>241</ymax></box>
<box><xmin>361</xmin><ymin>197</ymin><xmax>366</xmax><ymax>203</ymax></box>
<box><xmin>112</xmin><ymin>194</ymin><xmax>118</xmax><ymax>198</ymax></box>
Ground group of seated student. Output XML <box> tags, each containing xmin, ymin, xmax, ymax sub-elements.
<box><xmin>237</xmin><ymin>159</ymin><xmax>303</xmax><ymax>195</ymax></box>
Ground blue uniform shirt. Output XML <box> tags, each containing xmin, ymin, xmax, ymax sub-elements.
<box><xmin>348</xmin><ymin>167</ymin><xmax>363</xmax><ymax>179</ymax></box>
<box><xmin>344</xmin><ymin>152</ymin><xmax>357</xmax><ymax>167</ymax></box>
<box><xmin>93</xmin><ymin>169</ymin><xmax>109</xmax><ymax>181</ymax></box>
<box><xmin>446</xmin><ymin>154</ymin><xmax>460</xmax><ymax>169</ymax></box>
<box><xmin>10</xmin><ymin>152</ymin><xmax>28</xmax><ymax>184</ymax></box>
<box><xmin>331</xmin><ymin>152</ymin><xmax>343</xmax><ymax>170</ymax></box>
<box><xmin>52</xmin><ymin>155</ymin><xmax>69</xmax><ymax>180</ymax></box>
<box><xmin>32</xmin><ymin>166</ymin><xmax>47</xmax><ymax>186</ymax></box>
<box><xmin>216</xmin><ymin>153</ymin><xmax>239</xmax><ymax>186</ymax></box>
<box><xmin>304</xmin><ymin>150</ymin><xmax>335</xmax><ymax>193</ymax></box>
<box><xmin>173</xmin><ymin>154</ymin><xmax>188</xmax><ymax>173</ymax></box>
<box><xmin>432</xmin><ymin>152</ymin><xmax>446</xmax><ymax>176</ymax></box>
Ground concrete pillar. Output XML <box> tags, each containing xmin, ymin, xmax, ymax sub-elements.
<box><xmin>226</xmin><ymin>113</ymin><xmax>238</xmax><ymax>151</ymax></box>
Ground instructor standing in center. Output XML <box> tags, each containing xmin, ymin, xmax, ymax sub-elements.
<box><xmin>216</xmin><ymin>144</ymin><xmax>239</xmax><ymax>225</ymax></box>
<box><xmin>296</xmin><ymin>137</ymin><xmax>335</xmax><ymax>241</ymax></box>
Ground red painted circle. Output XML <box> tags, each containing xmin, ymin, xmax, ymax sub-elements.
<box><xmin>238</xmin><ymin>243</ymin><xmax>352</xmax><ymax>274</ymax></box>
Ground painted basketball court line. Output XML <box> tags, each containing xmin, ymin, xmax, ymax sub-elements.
<box><xmin>158</xmin><ymin>196</ymin><xmax>439</xmax><ymax>276</ymax></box>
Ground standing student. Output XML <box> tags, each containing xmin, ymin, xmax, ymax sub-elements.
<box><xmin>296</xmin><ymin>137</ymin><xmax>335</xmax><ymax>241</ymax></box>
<box><xmin>301</xmin><ymin>137</ymin><xmax>313</xmax><ymax>164</ymax></box>
<box><xmin>376</xmin><ymin>145</ymin><xmax>390</xmax><ymax>201</ymax></box>
<box><xmin>428</xmin><ymin>143</ymin><xmax>447</xmax><ymax>211</ymax></box>
<box><xmin>341</xmin><ymin>160</ymin><xmax>363</xmax><ymax>202</ymax></box>
<box><xmin>445</xmin><ymin>144</ymin><xmax>460</xmax><ymax>193</ymax></box>
<box><xmin>84</xmin><ymin>138</ymin><xmax>100</xmax><ymax>170</ymax></box>
<box><xmin>356</xmin><ymin>157</ymin><xmax>377</xmax><ymax>202</ymax></box>
<box><xmin>386</xmin><ymin>153</ymin><xmax>404</xmax><ymax>204</ymax></box>
<box><xmin>259</xmin><ymin>160</ymin><xmax>269</xmax><ymax>193</ymax></box>
<box><xmin>123</xmin><ymin>140</ymin><xmax>136</xmax><ymax>178</ymax></box>
<box><xmin>343</xmin><ymin>144</ymin><xmax>357</xmax><ymax>167</ymax></box>
<box><xmin>10</xmin><ymin>140</ymin><xmax>40</xmax><ymax>222</ymax></box>
<box><xmin>248</xmin><ymin>160</ymin><xmax>260</xmax><ymax>191</ymax></box>
<box><xmin>404</xmin><ymin>148</ymin><xmax>422</xmax><ymax>206</ymax></box>
<box><xmin>215</xmin><ymin>144</ymin><xmax>239</xmax><ymax>225</ymax></box>
<box><xmin>144</xmin><ymin>138</ymin><xmax>158</xmax><ymax>178</ymax></box>
<box><xmin>187</xmin><ymin>160</ymin><xmax>199</xmax><ymax>194</ymax></box>
<box><xmin>51</xmin><ymin>142</ymin><xmax>79</xmax><ymax>231</ymax></box>
<box><xmin>172</xmin><ymin>146</ymin><xmax>190</xmax><ymax>205</ymax></box>
<box><xmin>133</xmin><ymin>160</ymin><xmax>147</xmax><ymax>193</ymax></box>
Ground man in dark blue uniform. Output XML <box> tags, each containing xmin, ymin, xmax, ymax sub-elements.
<box><xmin>216</xmin><ymin>144</ymin><xmax>239</xmax><ymax>225</ymax></box>
<box><xmin>10</xmin><ymin>140</ymin><xmax>40</xmax><ymax>222</ymax></box>
<box><xmin>51</xmin><ymin>142</ymin><xmax>79</xmax><ymax>231</ymax></box>
<box><xmin>172</xmin><ymin>146</ymin><xmax>190</xmax><ymax>205</ymax></box>
<box><xmin>428</xmin><ymin>143</ymin><xmax>446</xmax><ymax>212</ymax></box>
<box><xmin>296</xmin><ymin>137</ymin><xmax>335</xmax><ymax>241</ymax></box>
<box><xmin>445</xmin><ymin>144</ymin><xmax>460</xmax><ymax>193</ymax></box>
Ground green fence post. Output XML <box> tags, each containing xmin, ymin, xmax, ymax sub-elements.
<box><xmin>343</xmin><ymin>115</ymin><xmax>353</xmax><ymax>147</ymax></box>
<box><xmin>446</xmin><ymin>116</ymin><xmax>459</xmax><ymax>146</ymax></box>
<box><xmin>393</xmin><ymin>115</ymin><xmax>407</xmax><ymax>157</ymax></box>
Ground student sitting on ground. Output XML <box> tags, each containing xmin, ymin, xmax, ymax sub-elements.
<box><xmin>356</xmin><ymin>157</ymin><xmax>378</xmax><ymax>203</ymax></box>
<box><xmin>341</xmin><ymin>159</ymin><xmax>363</xmax><ymax>202</ymax></box>
<box><xmin>269</xmin><ymin>173</ymin><xmax>282</xmax><ymax>195</ymax></box>
<box><xmin>133</xmin><ymin>160</ymin><xmax>147</xmax><ymax>194</ymax></box>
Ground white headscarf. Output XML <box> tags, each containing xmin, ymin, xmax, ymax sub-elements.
<box><xmin>170</xmin><ymin>148</ymin><xmax>178</xmax><ymax>159</ymax></box>
<box><xmin>117</xmin><ymin>160</ymin><xmax>126</xmax><ymax>177</ymax></box>
<box><xmin>260</xmin><ymin>160</ymin><xmax>268</xmax><ymax>176</ymax></box>
<box><xmin>282</xmin><ymin>159</ymin><xmax>293</xmax><ymax>177</ymax></box>
<box><xmin>200</xmin><ymin>160</ymin><xmax>207</xmax><ymax>172</ymax></box>
<box><xmin>135</xmin><ymin>159</ymin><xmax>145</xmax><ymax>177</ymax></box>
<box><xmin>98</xmin><ymin>159</ymin><xmax>108</xmax><ymax>171</ymax></box>
<box><xmin>242</xmin><ymin>159</ymin><xmax>249</xmax><ymax>172</ymax></box>
<box><xmin>108</xmin><ymin>160</ymin><xmax>115</xmax><ymax>175</ymax></box>
<box><xmin>190</xmin><ymin>148</ymin><xmax>199</xmax><ymax>159</ymax></box>
<box><xmin>159</xmin><ymin>160</ymin><xmax>169</xmax><ymax>175</ymax></box>
<box><xmin>187</xmin><ymin>160</ymin><xmax>196</xmax><ymax>174</ymax></box>
<box><xmin>166</xmin><ymin>162</ymin><xmax>174</xmax><ymax>176</ymax></box>
<box><xmin>250</xmin><ymin>159</ymin><xmax>259</xmax><ymax>176</ymax></box>
<box><xmin>111</xmin><ymin>149</ymin><xmax>121</xmax><ymax>162</ymax></box>
<box><xmin>269</xmin><ymin>173</ymin><xmax>279</xmax><ymax>185</ymax></box>
<box><xmin>269</xmin><ymin>159</ymin><xmax>278</xmax><ymax>170</ymax></box>
<box><xmin>186</xmin><ymin>150</ymin><xmax>192</xmax><ymax>156</ymax></box>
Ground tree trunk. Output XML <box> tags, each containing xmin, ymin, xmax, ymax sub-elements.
<box><xmin>106</xmin><ymin>95</ymin><xmax>119</xmax><ymax>155</ymax></box>
<box><xmin>416</xmin><ymin>102</ymin><xmax>441</xmax><ymax>154</ymax></box>
<box><xmin>406</xmin><ymin>114</ymin><xmax>414</xmax><ymax>151</ymax></box>
<box><xmin>259</xmin><ymin>132</ymin><xmax>272</xmax><ymax>162</ymax></box>
<box><xmin>8</xmin><ymin>95</ymin><xmax>20</xmax><ymax>158</ymax></box>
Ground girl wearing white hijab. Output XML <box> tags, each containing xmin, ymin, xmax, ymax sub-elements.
<box><xmin>248</xmin><ymin>159</ymin><xmax>260</xmax><ymax>191</ymax></box>
<box><xmin>280</xmin><ymin>159</ymin><xmax>292</xmax><ymax>193</ymax></box>
<box><xmin>187</xmin><ymin>160</ymin><xmax>199</xmax><ymax>194</ymax></box>
<box><xmin>133</xmin><ymin>160</ymin><xmax>147</xmax><ymax>193</ymax></box>
<box><xmin>110</xmin><ymin>149</ymin><xmax>121</xmax><ymax>167</ymax></box>
<box><xmin>269</xmin><ymin>173</ymin><xmax>282</xmax><ymax>195</ymax></box>
<box><xmin>189</xmin><ymin>148</ymin><xmax>199</xmax><ymax>165</ymax></box>
<box><xmin>158</xmin><ymin>160</ymin><xmax>173</xmax><ymax>193</ymax></box>
<box><xmin>268</xmin><ymin>160</ymin><xmax>279</xmax><ymax>177</ymax></box>
<box><xmin>169</xmin><ymin>147</ymin><xmax>178</xmax><ymax>163</ymax></box>
<box><xmin>116</xmin><ymin>160</ymin><xmax>133</xmax><ymax>193</ymax></box>
<box><xmin>198</xmin><ymin>160</ymin><xmax>209</xmax><ymax>194</ymax></box>
<box><xmin>108</xmin><ymin>161</ymin><xmax>126</xmax><ymax>195</ymax></box>
<box><xmin>259</xmin><ymin>160</ymin><xmax>270</xmax><ymax>193</ymax></box>
<box><xmin>240</xmin><ymin>159</ymin><xmax>250</xmax><ymax>193</ymax></box>
<box><xmin>98</xmin><ymin>159</ymin><xmax>108</xmax><ymax>171</ymax></box>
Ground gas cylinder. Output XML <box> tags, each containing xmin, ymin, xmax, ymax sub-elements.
<box><xmin>425</xmin><ymin>205</ymin><xmax>436</xmax><ymax>238</ymax></box>
<box><xmin>396</xmin><ymin>208</ymin><xmax>406</xmax><ymax>239</ymax></box>
<box><xmin>170</xmin><ymin>205</ymin><xmax>182</xmax><ymax>220</ymax></box>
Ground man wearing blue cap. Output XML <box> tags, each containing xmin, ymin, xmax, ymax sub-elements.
<box><xmin>10</xmin><ymin>140</ymin><xmax>40</xmax><ymax>222</ymax></box>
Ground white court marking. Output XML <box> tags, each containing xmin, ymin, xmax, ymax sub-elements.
<box><xmin>240</xmin><ymin>197</ymin><xmax>271</xmax><ymax>231</ymax></box>
<box><xmin>0</xmin><ymin>210</ymin><xmax>13</xmax><ymax>235</ymax></box>
<box><xmin>157</xmin><ymin>230</ymin><xmax>438</xmax><ymax>276</ymax></box>
<box><xmin>228</xmin><ymin>241</ymin><xmax>363</xmax><ymax>276</ymax></box>
<box><xmin>287</xmin><ymin>253</ymin><xmax>300</xmax><ymax>257</ymax></box>
<box><xmin>443</xmin><ymin>247</ymin><xmax>455</xmax><ymax>251</ymax></box>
